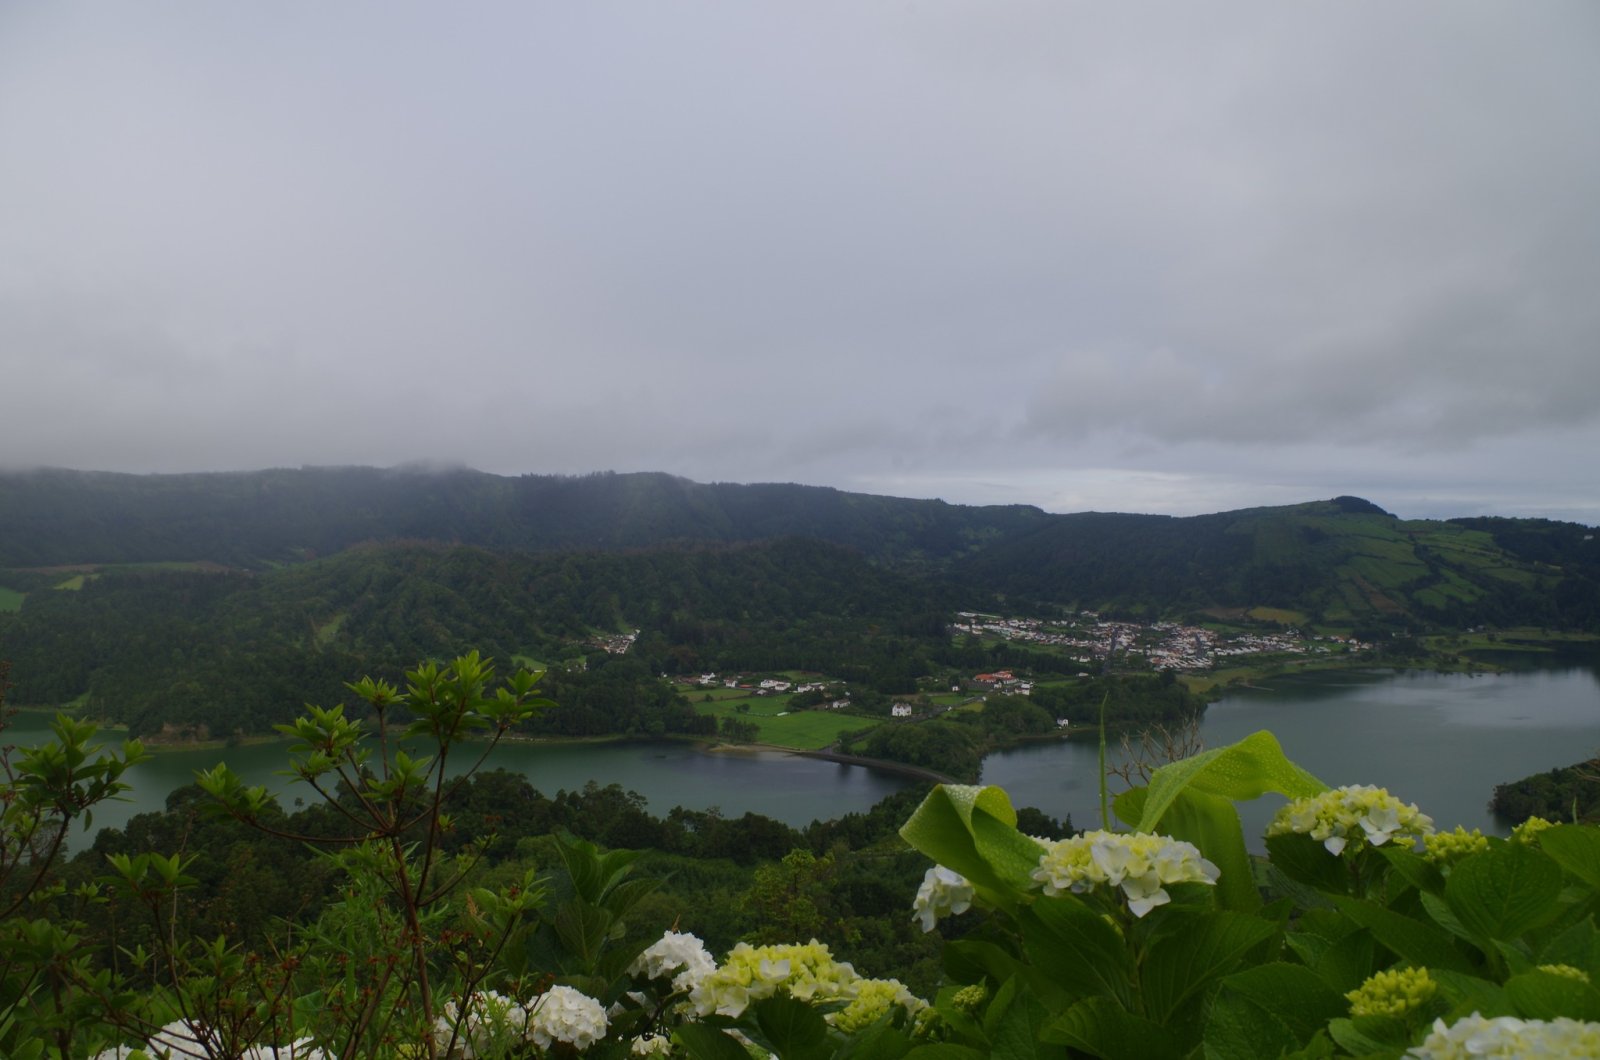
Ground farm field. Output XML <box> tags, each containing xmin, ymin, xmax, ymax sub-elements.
<box><xmin>0</xmin><ymin>587</ymin><xmax>23</xmax><ymax>612</ymax></box>
<box><xmin>695</xmin><ymin>694</ymin><xmax>877</xmax><ymax>750</ymax></box>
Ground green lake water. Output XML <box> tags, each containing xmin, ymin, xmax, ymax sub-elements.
<box><xmin>982</xmin><ymin>665</ymin><xmax>1600</xmax><ymax>848</ymax></box>
<box><xmin>12</xmin><ymin>664</ymin><xmax>1600</xmax><ymax>852</ymax></box>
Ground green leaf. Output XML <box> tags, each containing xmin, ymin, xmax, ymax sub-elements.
<box><xmin>1140</xmin><ymin>912</ymin><xmax>1278</xmax><ymax>1024</ymax></box>
<box><xmin>1376</xmin><ymin>845</ymin><xmax>1446</xmax><ymax>897</ymax></box>
<box><xmin>1304</xmin><ymin>929</ymin><xmax>1378</xmax><ymax>995</ymax></box>
<box><xmin>1538</xmin><ymin>825</ymin><xmax>1600</xmax><ymax>890</ymax></box>
<box><xmin>1330</xmin><ymin>896</ymin><xmax>1475</xmax><ymax>973</ymax></box>
<box><xmin>1134</xmin><ymin>730</ymin><xmax>1326</xmax><ymax>835</ymax></box>
<box><xmin>1021</xmin><ymin>895</ymin><xmax>1135</xmax><ymax>1007</ymax></box>
<box><xmin>1445</xmin><ymin>842</ymin><xmax>1564</xmax><ymax>943</ymax></box>
<box><xmin>754</xmin><ymin>995</ymin><xmax>831</xmax><ymax>1060</ymax></box>
<box><xmin>837</xmin><ymin>1021</ymin><xmax>913</xmax><ymax>1060</ymax></box>
<box><xmin>1505</xmin><ymin>969</ymin><xmax>1600</xmax><ymax>1021</ymax></box>
<box><xmin>552</xmin><ymin>900</ymin><xmax>613</xmax><ymax>970</ymax></box>
<box><xmin>1203</xmin><ymin>963</ymin><xmax>1346</xmax><ymax>1060</ymax></box>
<box><xmin>1045</xmin><ymin>997</ymin><xmax>1186</xmax><ymax>1060</ymax></box>
<box><xmin>1135</xmin><ymin>787</ymin><xmax>1260</xmax><ymax>913</ymax></box>
<box><xmin>1325</xmin><ymin>1017</ymin><xmax>1396</xmax><ymax>1057</ymax></box>
<box><xmin>986</xmin><ymin>978</ymin><xmax>1053</xmax><ymax>1060</ymax></box>
<box><xmin>1432</xmin><ymin>969</ymin><xmax>1513</xmax><ymax>1018</ymax></box>
<box><xmin>942</xmin><ymin>939</ymin><xmax>1021</xmax><ymax>989</ymax></box>
<box><xmin>1538</xmin><ymin>917</ymin><xmax>1600</xmax><ymax>972</ymax></box>
<box><xmin>899</xmin><ymin>784</ymin><xmax>1042</xmax><ymax>900</ymax></box>
<box><xmin>676</xmin><ymin>1023</ymin><xmax>759</xmax><ymax>1060</ymax></box>
<box><xmin>901</xmin><ymin>1046</ymin><xmax>987</xmax><ymax>1060</ymax></box>
<box><xmin>1264</xmin><ymin>833</ymin><xmax>1351</xmax><ymax>896</ymax></box>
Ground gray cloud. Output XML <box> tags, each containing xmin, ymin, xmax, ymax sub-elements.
<box><xmin>1</xmin><ymin>3</ymin><xmax>1596</xmax><ymax>521</ymax></box>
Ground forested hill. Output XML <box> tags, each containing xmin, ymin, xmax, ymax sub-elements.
<box><xmin>0</xmin><ymin>467</ymin><xmax>1596</xmax><ymax>628</ymax></box>
<box><xmin>955</xmin><ymin>496</ymin><xmax>1600</xmax><ymax>628</ymax></box>
<box><xmin>0</xmin><ymin>466</ymin><xmax>1045</xmax><ymax>568</ymax></box>
<box><xmin>0</xmin><ymin>538</ymin><xmax>959</xmax><ymax>736</ymax></box>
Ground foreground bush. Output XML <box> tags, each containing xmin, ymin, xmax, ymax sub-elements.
<box><xmin>3</xmin><ymin>656</ymin><xmax>1600</xmax><ymax>1057</ymax></box>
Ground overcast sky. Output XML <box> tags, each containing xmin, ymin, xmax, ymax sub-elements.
<box><xmin>2</xmin><ymin>3</ymin><xmax>1597</xmax><ymax>522</ymax></box>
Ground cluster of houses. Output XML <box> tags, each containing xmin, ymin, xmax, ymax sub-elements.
<box><xmin>952</xmin><ymin>612</ymin><xmax>1370</xmax><ymax>672</ymax></box>
<box><xmin>590</xmin><ymin>629</ymin><xmax>640</xmax><ymax>655</ymax></box>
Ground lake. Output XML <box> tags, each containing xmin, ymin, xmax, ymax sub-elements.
<box><xmin>11</xmin><ymin>664</ymin><xmax>1600</xmax><ymax>852</ymax></box>
<box><xmin>982</xmin><ymin>665</ymin><xmax>1600</xmax><ymax>848</ymax></box>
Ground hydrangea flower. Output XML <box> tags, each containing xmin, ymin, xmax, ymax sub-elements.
<box><xmin>1346</xmin><ymin>966</ymin><xmax>1436</xmax><ymax>1018</ymax></box>
<box><xmin>630</xmin><ymin>1033</ymin><xmax>673</xmax><ymax>1057</ymax></box>
<box><xmin>93</xmin><ymin>1023</ymin><xmax>327</xmax><ymax>1060</ymax></box>
<box><xmin>1407</xmin><ymin>1013</ymin><xmax>1600</xmax><ymax>1058</ymax></box>
<box><xmin>826</xmin><ymin>977</ymin><xmax>928</xmax><ymax>1033</ymax></box>
<box><xmin>1539</xmin><ymin>963</ymin><xmax>1591</xmax><ymax>983</ymax></box>
<box><xmin>1031</xmin><ymin>830</ymin><xmax>1220</xmax><ymax>917</ymax></box>
<box><xmin>689</xmin><ymin>940</ymin><xmax>859</xmax><ymax>1018</ymax></box>
<box><xmin>528</xmin><ymin>984</ymin><xmax>610</xmax><ymax>1050</ymax></box>
<box><xmin>912</xmin><ymin>866</ymin><xmax>974</xmax><ymax>933</ymax></box>
<box><xmin>433</xmin><ymin>990</ymin><xmax>530</xmax><ymax>1058</ymax></box>
<box><xmin>1513</xmin><ymin>816</ymin><xmax>1556</xmax><ymax>845</ymax></box>
<box><xmin>631</xmin><ymin>930</ymin><xmax>717</xmax><ymax>993</ymax></box>
<box><xmin>1422</xmin><ymin>826</ymin><xmax>1489</xmax><ymax>865</ymax></box>
<box><xmin>1266</xmin><ymin>785</ymin><xmax>1434</xmax><ymax>856</ymax></box>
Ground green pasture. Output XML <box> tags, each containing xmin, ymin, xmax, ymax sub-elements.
<box><xmin>314</xmin><ymin>613</ymin><xmax>347</xmax><ymax>647</ymax></box>
<box><xmin>696</xmin><ymin>695</ymin><xmax>877</xmax><ymax>750</ymax></box>
<box><xmin>1245</xmin><ymin>606</ymin><xmax>1305</xmax><ymax>625</ymax></box>
<box><xmin>53</xmin><ymin>575</ymin><xmax>89</xmax><ymax>591</ymax></box>
<box><xmin>0</xmin><ymin>586</ymin><xmax>23</xmax><ymax>612</ymax></box>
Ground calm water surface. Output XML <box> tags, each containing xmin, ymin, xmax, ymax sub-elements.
<box><xmin>15</xmin><ymin>666</ymin><xmax>1600</xmax><ymax>852</ymax></box>
<box><xmin>981</xmin><ymin>667</ymin><xmax>1600</xmax><ymax>848</ymax></box>
<box><xmin>2</xmin><ymin>721</ymin><xmax>911</xmax><ymax>852</ymax></box>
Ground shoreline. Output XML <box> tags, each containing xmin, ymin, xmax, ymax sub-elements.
<box><xmin>702</xmin><ymin>740</ymin><xmax>957</xmax><ymax>785</ymax></box>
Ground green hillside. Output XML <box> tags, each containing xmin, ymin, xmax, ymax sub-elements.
<box><xmin>957</xmin><ymin>496</ymin><xmax>1600</xmax><ymax>628</ymax></box>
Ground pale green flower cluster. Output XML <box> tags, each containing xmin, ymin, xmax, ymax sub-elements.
<box><xmin>1407</xmin><ymin>1013</ymin><xmax>1600</xmax><ymax>1058</ymax></box>
<box><xmin>1345</xmin><ymin>966</ymin><xmax>1436</xmax><ymax>1018</ymax></box>
<box><xmin>630</xmin><ymin>1033</ymin><xmax>673</xmax><ymax>1057</ymax></box>
<box><xmin>631</xmin><ymin>930</ymin><xmax>718</xmax><ymax>993</ymax></box>
<box><xmin>689</xmin><ymin>940</ymin><xmax>860</xmax><ymax>1018</ymax></box>
<box><xmin>1266</xmin><ymin>785</ymin><xmax>1434</xmax><ymax>856</ymax></box>
<box><xmin>912</xmin><ymin>866</ymin><xmax>974</xmax><ymax>932</ymax></box>
<box><xmin>1031</xmin><ymin>830</ymin><xmax>1220</xmax><ymax>917</ymax></box>
<box><xmin>1422</xmin><ymin>826</ymin><xmax>1489</xmax><ymax>865</ymax></box>
<box><xmin>685</xmin><ymin>940</ymin><xmax>927</xmax><ymax>1029</ymax></box>
<box><xmin>826</xmin><ymin>977</ymin><xmax>928</xmax><ymax>1033</ymax></box>
<box><xmin>1513</xmin><ymin>816</ymin><xmax>1556</xmax><ymax>844</ymax></box>
<box><xmin>1538</xmin><ymin>963</ymin><xmax>1591</xmax><ymax>983</ymax></box>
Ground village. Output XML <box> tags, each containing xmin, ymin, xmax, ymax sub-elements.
<box><xmin>950</xmin><ymin>611</ymin><xmax>1372</xmax><ymax>671</ymax></box>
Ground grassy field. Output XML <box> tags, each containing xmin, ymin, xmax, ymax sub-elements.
<box><xmin>0</xmin><ymin>586</ymin><xmax>23</xmax><ymax>612</ymax></box>
<box><xmin>695</xmin><ymin>694</ymin><xmax>878</xmax><ymax>750</ymax></box>
<box><xmin>53</xmin><ymin>575</ymin><xmax>89</xmax><ymax>591</ymax></box>
<box><xmin>314</xmin><ymin>613</ymin><xmax>347</xmax><ymax>647</ymax></box>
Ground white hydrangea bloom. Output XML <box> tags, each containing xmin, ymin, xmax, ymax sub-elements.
<box><xmin>96</xmin><ymin>1024</ymin><xmax>328</xmax><ymax>1060</ymax></box>
<box><xmin>1407</xmin><ymin>1013</ymin><xmax>1600</xmax><ymax>1058</ymax></box>
<box><xmin>911</xmin><ymin>866</ymin><xmax>975</xmax><ymax>933</ymax></box>
<box><xmin>1032</xmin><ymin>830</ymin><xmax>1220</xmax><ymax>917</ymax></box>
<box><xmin>528</xmin><ymin>984</ymin><xmax>610</xmax><ymax>1050</ymax></box>
<box><xmin>1267</xmin><ymin>784</ymin><xmax>1434</xmax><ymax>856</ymax></box>
<box><xmin>631</xmin><ymin>930</ymin><xmax>718</xmax><ymax>993</ymax></box>
<box><xmin>690</xmin><ymin>940</ymin><xmax>859</xmax><ymax>1018</ymax></box>
<box><xmin>433</xmin><ymin>990</ymin><xmax>531</xmax><ymax>1058</ymax></box>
